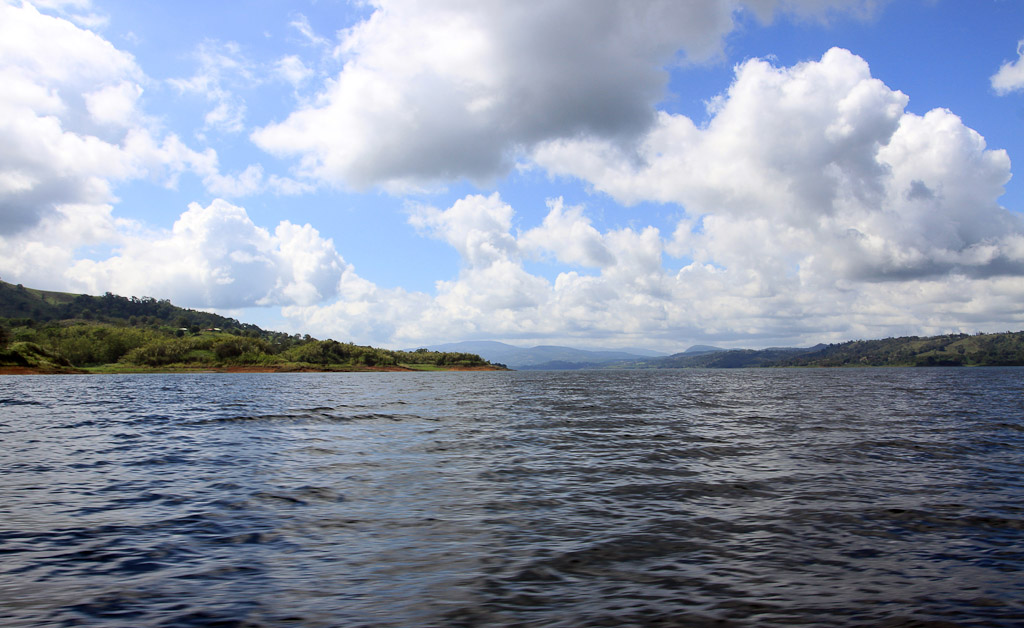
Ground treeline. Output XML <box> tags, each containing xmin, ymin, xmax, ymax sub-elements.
<box><xmin>0</xmin><ymin>321</ymin><xmax>493</xmax><ymax>370</ymax></box>
<box><xmin>647</xmin><ymin>331</ymin><xmax>1024</xmax><ymax>369</ymax></box>
<box><xmin>0</xmin><ymin>281</ymin><xmax>494</xmax><ymax>371</ymax></box>
<box><xmin>776</xmin><ymin>332</ymin><xmax>1024</xmax><ymax>368</ymax></box>
<box><xmin>648</xmin><ymin>346</ymin><xmax>819</xmax><ymax>369</ymax></box>
<box><xmin>0</xmin><ymin>280</ymin><xmax>277</xmax><ymax>339</ymax></box>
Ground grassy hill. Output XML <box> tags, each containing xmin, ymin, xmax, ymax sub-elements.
<box><xmin>0</xmin><ymin>281</ymin><xmax>497</xmax><ymax>373</ymax></box>
<box><xmin>0</xmin><ymin>280</ymin><xmax>265</xmax><ymax>335</ymax></box>
<box><xmin>0</xmin><ymin>281</ymin><xmax>77</xmax><ymax>318</ymax></box>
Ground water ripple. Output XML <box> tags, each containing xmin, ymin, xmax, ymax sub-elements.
<box><xmin>0</xmin><ymin>369</ymin><xmax>1022</xmax><ymax>626</ymax></box>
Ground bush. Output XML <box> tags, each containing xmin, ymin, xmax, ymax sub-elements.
<box><xmin>213</xmin><ymin>337</ymin><xmax>248</xmax><ymax>359</ymax></box>
<box><xmin>121</xmin><ymin>338</ymin><xmax>194</xmax><ymax>366</ymax></box>
<box><xmin>279</xmin><ymin>339</ymin><xmax>400</xmax><ymax>366</ymax></box>
<box><xmin>1</xmin><ymin>342</ymin><xmax>73</xmax><ymax>368</ymax></box>
<box><xmin>39</xmin><ymin>324</ymin><xmax>159</xmax><ymax>366</ymax></box>
<box><xmin>213</xmin><ymin>337</ymin><xmax>271</xmax><ymax>361</ymax></box>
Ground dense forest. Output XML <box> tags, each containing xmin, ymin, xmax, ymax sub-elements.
<box><xmin>0</xmin><ymin>281</ymin><xmax>496</xmax><ymax>372</ymax></box>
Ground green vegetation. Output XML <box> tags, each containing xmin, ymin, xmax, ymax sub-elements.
<box><xmin>0</xmin><ymin>280</ymin><xmax>270</xmax><ymax>336</ymax></box>
<box><xmin>777</xmin><ymin>332</ymin><xmax>1024</xmax><ymax>368</ymax></box>
<box><xmin>4</xmin><ymin>279</ymin><xmax>1021</xmax><ymax>372</ymax></box>
<box><xmin>0</xmin><ymin>341</ymin><xmax>76</xmax><ymax>372</ymax></box>
<box><xmin>644</xmin><ymin>332</ymin><xmax>1024</xmax><ymax>369</ymax></box>
<box><xmin>0</xmin><ymin>280</ymin><xmax>497</xmax><ymax>373</ymax></box>
<box><xmin>0</xmin><ymin>321</ymin><xmax>495</xmax><ymax>373</ymax></box>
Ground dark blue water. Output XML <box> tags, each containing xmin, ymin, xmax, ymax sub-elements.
<box><xmin>1</xmin><ymin>368</ymin><xmax>1022</xmax><ymax>627</ymax></box>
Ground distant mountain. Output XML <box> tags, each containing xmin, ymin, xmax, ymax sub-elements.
<box><xmin>627</xmin><ymin>333</ymin><xmax>1024</xmax><ymax>368</ymax></box>
<box><xmin>683</xmin><ymin>345</ymin><xmax>725</xmax><ymax>355</ymax></box>
<box><xmin>12</xmin><ymin>279</ymin><xmax>1019</xmax><ymax>370</ymax></box>
<box><xmin>422</xmin><ymin>340</ymin><xmax>666</xmax><ymax>369</ymax></box>
<box><xmin>646</xmin><ymin>345</ymin><xmax>825</xmax><ymax>369</ymax></box>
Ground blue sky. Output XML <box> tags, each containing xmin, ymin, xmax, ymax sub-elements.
<box><xmin>2</xmin><ymin>0</ymin><xmax>1024</xmax><ymax>351</ymax></box>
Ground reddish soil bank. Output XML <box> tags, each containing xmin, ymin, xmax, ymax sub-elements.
<box><xmin>0</xmin><ymin>365</ymin><xmax>505</xmax><ymax>374</ymax></box>
<box><xmin>0</xmin><ymin>366</ymin><xmax>85</xmax><ymax>374</ymax></box>
<box><xmin>221</xmin><ymin>365</ymin><xmax>411</xmax><ymax>373</ymax></box>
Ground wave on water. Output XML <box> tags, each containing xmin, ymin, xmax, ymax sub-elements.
<box><xmin>1</xmin><ymin>369</ymin><xmax>1022</xmax><ymax>627</ymax></box>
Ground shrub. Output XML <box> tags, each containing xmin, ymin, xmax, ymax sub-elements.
<box><xmin>121</xmin><ymin>338</ymin><xmax>193</xmax><ymax>366</ymax></box>
<box><xmin>39</xmin><ymin>324</ymin><xmax>159</xmax><ymax>366</ymax></box>
<box><xmin>213</xmin><ymin>337</ymin><xmax>271</xmax><ymax>362</ymax></box>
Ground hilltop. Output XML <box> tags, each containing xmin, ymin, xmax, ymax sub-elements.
<box><xmin>0</xmin><ymin>281</ymin><xmax>499</xmax><ymax>373</ymax></box>
<box><xmin>0</xmin><ymin>280</ymin><xmax>269</xmax><ymax>336</ymax></box>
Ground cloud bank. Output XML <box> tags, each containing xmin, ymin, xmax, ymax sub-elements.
<box><xmin>2</xmin><ymin>0</ymin><xmax>1022</xmax><ymax>350</ymax></box>
<box><xmin>280</xmin><ymin>48</ymin><xmax>1024</xmax><ymax>347</ymax></box>
<box><xmin>252</xmin><ymin>0</ymin><xmax>884</xmax><ymax>191</ymax></box>
<box><xmin>0</xmin><ymin>2</ymin><xmax>219</xmax><ymax>234</ymax></box>
<box><xmin>537</xmin><ymin>48</ymin><xmax>1023</xmax><ymax>283</ymax></box>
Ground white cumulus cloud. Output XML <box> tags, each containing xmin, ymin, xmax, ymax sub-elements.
<box><xmin>280</xmin><ymin>47</ymin><xmax>1024</xmax><ymax>349</ymax></box>
<box><xmin>536</xmin><ymin>48</ymin><xmax>1023</xmax><ymax>285</ymax></box>
<box><xmin>409</xmin><ymin>193</ymin><xmax>518</xmax><ymax>268</ymax></box>
<box><xmin>283</xmin><ymin>189</ymin><xmax>1024</xmax><ymax>349</ymax></box>
<box><xmin>64</xmin><ymin>199</ymin><xmax>349</xmax><ymax>308</ymax></box>
<box><xmin>252</xmin><ymin>0</ymin><xmax>882</xmax><ymax>191</ymax></box>
<box><xmin>992</xmin><ymin>39</ymin><xmax>1024</xmax><ymax>95</ymax></box>
<box><xmin>4</xmin><ymin>1</ymin><xmax>1020</xmax><ymax>351</ymax></box>
<box><xmin>0</xmin><ymin>1</ymin><xmax>224</xmax><ymax>234</ymax></box>
<box><xmin>520</xmin><ymin>198</ymin><xmax>615</xmax><ymax>269</ymax></box>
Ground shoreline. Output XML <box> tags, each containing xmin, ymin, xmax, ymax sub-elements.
<box><xmin>0</xmin><ymin>364</ymin><xmax>508</xmax><ymax>375</ymax></box>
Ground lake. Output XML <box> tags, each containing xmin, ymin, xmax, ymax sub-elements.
<box><xmin>1</xmin><ymin>368</ymin><xmax>1022</xmax><ymax>627</ymax></box>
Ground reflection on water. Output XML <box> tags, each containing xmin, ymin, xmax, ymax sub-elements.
<box><xmin>1</xmin><ymin>368</ymin><xmax>1023</xmax><ymax>626</ymax></box>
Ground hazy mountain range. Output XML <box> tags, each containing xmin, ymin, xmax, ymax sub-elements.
<box><xmin>425</xmin><ymin>341</ymin><xmax>695</xmax><ymax>369</ymax></box>
<box><xmin>430</xmin><ymin>334</ymin><xmax>1024</xmax><ymax>369</ymax></box>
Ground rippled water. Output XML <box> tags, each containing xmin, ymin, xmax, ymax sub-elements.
<box><xmin>1</xmin><ymin>368</ymin><xmax>1023</xmax><ymax>627</ymax></box>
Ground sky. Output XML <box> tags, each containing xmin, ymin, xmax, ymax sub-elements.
<box><xmin>2</xmin><ymin>0</ymin><xmax>1024</xmax><ymax>352</ymax></box>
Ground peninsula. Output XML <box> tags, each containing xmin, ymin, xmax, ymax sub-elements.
<box><xmin>0</xmin><ymin>281</ymin><xmax>503</xmax><ymax>374</ymax></box>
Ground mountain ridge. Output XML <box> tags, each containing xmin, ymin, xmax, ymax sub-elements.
<box><xmin>4</xmin><ymin>280</ymin><xmax>1022</xmax><ymax>370</ymax></box>
<box><xmin>423</xmin><ymin>340</ymin><xmax>668</xmax><ymax>369</ymax></box>
<box><xmin>430</xmin><ymin>333</ymin><xmax>1024</xmax><ymax>369</ymax></box>
<box><xmin>630</xmin><ymin>336</ymin><xmax>1023</xmax><ymax>368</ymax></box>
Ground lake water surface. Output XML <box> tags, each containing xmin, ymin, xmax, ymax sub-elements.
<box><xmin>1</xmin><ymin>368</ymin><xmax>1022</xmax><ymax>627</ymax></box>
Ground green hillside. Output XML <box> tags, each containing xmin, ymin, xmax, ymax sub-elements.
<box><xmin>643</xmin><ymin>332</ymin><xmax>1024</xmax><ymax>369</ymax></box>
<box><xmin>0</xmin><ymin>280</ymin><xmax>265</xmax><ymax>335</ymax></box>
<box><xmin>0</xmin><ymin>281</ymin><xmax>496</xmax><ymax>372</ymax></box>
<box><xmin>778</xmin><ymin>332</ymin><xmax>1024</xmax><ymax>367</ymax></box>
